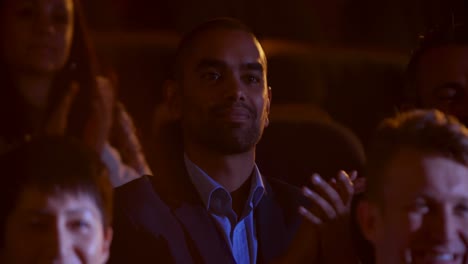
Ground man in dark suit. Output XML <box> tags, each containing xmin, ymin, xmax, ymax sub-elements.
<box><xmin>110</xmin><ymin>18</ymin><xmax>357</xmax><ymax>264</ymax></box>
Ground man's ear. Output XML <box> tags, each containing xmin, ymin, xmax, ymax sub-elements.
<box><xmin>357</xmin><ymin>199</ymin><xmax>380</xmax><ymax>244</ymax></box>
<box><xmin>265</xmin><ymin>86</ymin><xmax>272</xmax><ymax>128</ymax></box>
<box><xmin>163</xmin><ymin>79</ymin><xmax>182</xmax><ymax>121</ymax></box>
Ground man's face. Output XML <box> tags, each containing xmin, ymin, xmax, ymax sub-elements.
<box><xmin>415</xmin><ymin>45</ymin><xmax>468</xmax><ymax>126</ymax></box>
<box><xmin>2</xmin><ymin>188</ymin><xmax>112</xmax><ymax>264</ymax></box>
<box><xmin>362</xmin><ymin>148</ymin><xmax>468</xmax><ymax>264</ymax></box>
<box><xmin>176</xmin><ymin>28</ymin><xmax>270</xmax><ymax>154</ymax></box>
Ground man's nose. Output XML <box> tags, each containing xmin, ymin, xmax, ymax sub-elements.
<box><xmin>425</xmin><ymin>209</ymin><xmax>458</xmax><ymax>244</ymax></box>
<box><xmin>223</xmin><ymin>75</ymin><xmax>245</xmax><ymax>102</ymax></box>
<box><xmin>45</xmin><ymin>224</ymin><xmax>72</xmax><ymax>262</ymax></box>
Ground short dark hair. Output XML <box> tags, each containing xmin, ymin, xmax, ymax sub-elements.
<box><xmin>404</xmin><ymin>24</ymin><xmax>468</xmax><ymax>106</ymax></box>
<box><xmin>0</xmin><ymin>137</ymin><xmax>113</xmax><ymax>247</ymax></box>
<box><xmin>365</xmin><ymin>109</ymin><xmax>468</xmax><ymax>203</ymax></box>
<box><xmin>171</xmin><ymin>17</ymin><xmax>260</xmax><ymax>80</ymax></box>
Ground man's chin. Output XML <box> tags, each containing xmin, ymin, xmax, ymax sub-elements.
<box><xmin>203</xmin><ymin>135</ymin><xmax>258</xmax><ymax>155</ymax></box>
<box><xmin>188</xmin><ymin>123</ymin><xmax>261</xmax><ymax>154</ymax></box>
<box><xmin>210</xmin><ymin>140</ymin><xmax>256</xmax><ymax>155</ymax></box>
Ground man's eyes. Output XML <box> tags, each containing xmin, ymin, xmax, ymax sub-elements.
<box><xmin>437</xmin><ymin>87</ymin><xmax>458</xmax><ymax>100</ymax></box>
<box><xmin>68</xmin><ymin>219</ymin><xmax>92</xmax><ymax>232</ymax></box>
<box><xmin>199</xmin><ymin>71</ymin><xmax>263</xmax><ymax>85</ymax></box>
<box><xmin>454</xmin><ymin>203</ymin><xmax>468</xmax><ymax>217</ymax></box>
<box><xmin>201</xmin><ymin>72</ymin><xmax>221</xmax><ymax>81</ymax></box>
<box><xmin>406</xmin><ymin>200</ymin><xmax>468</xmax><ymax>219</ymax></box>
<box><xmin>243</xmin><ymin>74</ymin><xmax>262</xmax><ymax>84</ymax></box>
<box><xmin>407</xmin><ymin>201</ymin><xmax>430</xmax><ymax>214</ymax></box>
<box><xmin>435</xmin><ymin>86</ymin><xmax>466</xmax><ymax>102</ymax></box>
<box><xmin>24</xmin><ymin>216</ymin><xmax>93</xmax><ymax>233</ymax></box>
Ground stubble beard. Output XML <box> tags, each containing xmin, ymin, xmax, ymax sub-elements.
<box><xmin>189</xmin><ymin>118</ymin><xmax>264</xmax><ymax>155</ymax></box>
<box><xmin>184</xmin><ymin>106</ymin><xmax>269</xmax><ymax>155</ymax></box>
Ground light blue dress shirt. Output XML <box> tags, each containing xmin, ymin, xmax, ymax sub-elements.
<box><xmin>184</xmin><ymin>155</ymin><xmax>265</xmax><ymax>264</ymax></box>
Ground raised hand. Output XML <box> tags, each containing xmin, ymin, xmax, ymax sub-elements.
<box><xmin>299</xmin><ymin>171</ymin><xmax>355</xmax><ymax>225</ymax></box>
<box><xmin>293</xmin><ymin>171</ymin><xmax>361</xmax><ymax>264</ymax></box>
<box><xmin>110</xmin><ymin>102</ymin><xmax>151</xmax><ymax>175</ymax></box>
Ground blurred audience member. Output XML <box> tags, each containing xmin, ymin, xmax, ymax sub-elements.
<box><xmin>358</xmin><ymin>109</ymin><xmax>468</xmax><ymax>264</ymax></box>
<box><xmin>0</xmin><ymin>137</ymin><xmax>113</xmax><ymax>264</ymax></box>
<box><xmin>404</xmin><ymin>23</ymin><xmax>468</xmax><ymax>126</ymax></box>
<box><xmin>0</xmin><ymin>0</ymin><xmax>150</xmax><ymax>187</ymax></box>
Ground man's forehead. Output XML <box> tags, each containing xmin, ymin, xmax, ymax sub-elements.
<box><xmin>184</xmin><ymin>29</ymin><xmax>267</xmax><ymax>67</ymax></box>
<box><xmin>383</xmin><ymin>149</ymin><xmax>468</xmax><ymax>198</ymax></box>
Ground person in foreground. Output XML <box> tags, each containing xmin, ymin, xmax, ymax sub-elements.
<box><xmin>358</xmin><ymin>109</ymin><xmax>468</xmax><ymax>264</ymax></box>
<box><xmin>0</xmin><ymin>137</ymin><xmax>113</xmax><ymax>264</ymax></box>
<box><xmin>110</xmin><ymin>17</ymin><xmax>358</xmax><ymax>264</ymax></box>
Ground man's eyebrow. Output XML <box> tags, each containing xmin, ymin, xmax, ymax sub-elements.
<box><xmin>242</xmin><ymin>62</ymin><xmax>264</xmax><ymax>73</ymax></box>
<box><xmin>195</xmin><ymin>59</ymin><xmax>227</xmax><ymax>70</ymax></box>
<box><xmin>195</xmin><ymin>59</ymin><xmax>264</xmax><ymax>73</ymax></box>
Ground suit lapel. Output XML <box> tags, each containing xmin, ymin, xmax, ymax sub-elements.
<box><xmin>153</xmin><ymin>156</ymin><xmax>236</xmax><ymax>264</ymax></box>
<box><xmin>256</xmin><ymin>178</ymin><xmax>304</xmax><ymax>264</ymax></box>
<box><xmin>116</xmin><ymin>177</ymin><xmax>196</xmax><ymax>264</ymax></box>
<box><xmin>173</xmin><ymin>203</ymin><xmax>235</xmax><ymax>264</ymax></box>
<box><xmin>255</xmin><ymin>182</ymin><xmax>289</xmax><ymax>263</ymax></box>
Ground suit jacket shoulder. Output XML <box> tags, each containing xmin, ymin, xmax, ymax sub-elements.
<box><xmin>109</xmin><ymin>176</ymin><xmax>193</xmax><ymax>264</ymax></box>
<box><xmin>110</xmin><ymin>173</ymin><xmax>306</xmax><ymax>264</ymax></box>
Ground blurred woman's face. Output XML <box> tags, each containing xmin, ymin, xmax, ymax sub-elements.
<box><xmin>0</xmin><ymin>0</ymin><xmax>74</xmax><ymax>74</ymax></box>
<box><xmin>2</xmin><ymin>188</ymin><xmax>112</xmax><ymax>264</ymax></box>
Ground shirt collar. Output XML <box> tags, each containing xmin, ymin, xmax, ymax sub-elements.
<box><xmin>184</xmin><ymin>154</ymin><xmax>265</xmax><ymax>212</ymax></box>
<box><xmin>248</xmin><ymin>165</ymin><xmax>265</xmax><ymax>209</ymax></box>
<box><xmin>184</xmin><ymin>154</ymin><xmax>224</xmax><ymax>210</ymax></box>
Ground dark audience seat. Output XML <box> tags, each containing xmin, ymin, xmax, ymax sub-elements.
<box><xmin>256</xmin><ymin>105</ymin><xmax>366</xmax><ymax>185</ymax></box>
